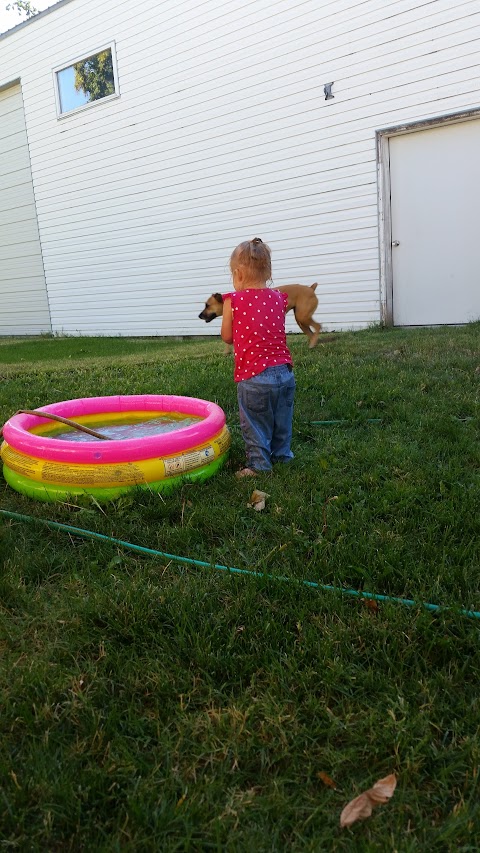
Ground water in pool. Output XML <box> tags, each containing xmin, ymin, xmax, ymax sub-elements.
<box><xmin>49</xmin><ymin>415</ymin><xmax>202</xmax><ymax>442</ymax></box>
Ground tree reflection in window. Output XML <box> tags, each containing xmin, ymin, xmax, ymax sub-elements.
<box><xmin>56</xmin><ymin>47</ymin><xmax>117</xmax><ymax>115</ymax></box>
<box><xmin>74</xmin><ymin>49</ymin><xmax>115</xmax><ymax>102</ymax></box>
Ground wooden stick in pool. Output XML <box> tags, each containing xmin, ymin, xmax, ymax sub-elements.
<box><xmin>9</xmin><ymin>409</ymin><xmax>110</xmax><ymax>441</ymax></box>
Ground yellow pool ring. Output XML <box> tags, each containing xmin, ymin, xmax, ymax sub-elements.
<box><xmin>3</xmin><ymin>454</ymin><xmax>228</xmax><ymax>503</ymax></box>
<box><xmin>1</xmin><ymin>425</ymin><xmax>230</xmax><ymax>488</ymax></box>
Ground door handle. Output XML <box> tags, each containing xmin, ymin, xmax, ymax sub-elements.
<box><xmin>391</xmin><ymin>240</ymin><xmax>400</xmax><ymax>247</ymax></box>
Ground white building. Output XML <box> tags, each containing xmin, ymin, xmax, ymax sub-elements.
<box><xmin>1</xmin><ymin>0</ymin><xmax>479</xmax><ymax>337</ymax></box>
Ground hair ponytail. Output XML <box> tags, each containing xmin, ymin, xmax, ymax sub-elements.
<box><xmin>230</xmin><ymin>237</ymin><xmax>272</xmax><ymax>280</ymax></box>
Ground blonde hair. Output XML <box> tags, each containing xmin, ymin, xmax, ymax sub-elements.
<box><xmin>230</xmin><ymin>237</ymin><xmax>272</xmax><ymax>280</ymax></box>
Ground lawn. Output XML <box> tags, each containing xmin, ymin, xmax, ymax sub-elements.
<box><xmin>1</xmin><ymin>326</ymin><xmax>479</xmax><ymax>850</ymax></box>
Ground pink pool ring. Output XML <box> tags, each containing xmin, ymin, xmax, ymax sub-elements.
<box><xmin>1</xmin><ymin>395</ymin><xmax>230</xmax><ymax>502</ymax></box>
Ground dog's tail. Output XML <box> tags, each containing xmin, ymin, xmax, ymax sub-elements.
<box><xmin>310</xmin><ymin>282</ymin><xmax>318</xmax><ymax>291</ymax></box>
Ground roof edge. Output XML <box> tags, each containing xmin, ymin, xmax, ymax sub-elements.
<box><xmin>0</xmin><ymin>0</ymin><xmax>76</xmax><ymax>41</ymax></box>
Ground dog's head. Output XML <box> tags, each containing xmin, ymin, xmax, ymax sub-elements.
<box><xmin>198</xmin><ymin>293</ymin><xmax>224</xmax><ymax>323</ymax></box>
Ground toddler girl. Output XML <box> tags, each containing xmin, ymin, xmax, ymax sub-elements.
<box><xmin>221</xmin><ymin>237</ymin><xmax>295</xmax><ymax>477</ymax></box>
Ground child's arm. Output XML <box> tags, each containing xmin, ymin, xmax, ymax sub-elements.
<box><xmin>221</xmin><ymin>297</ymin><xmax>233</xmax><ymax>344</ymax></box>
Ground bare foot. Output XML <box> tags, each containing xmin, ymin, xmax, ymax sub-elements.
<box><xmin>235</xmin><ymin>467</ymin><xmax>257</xmax><ymax>478</ymax></box>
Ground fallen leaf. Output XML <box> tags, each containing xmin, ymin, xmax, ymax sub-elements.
<box><xmin>340</xmin><ymin>792</ymin><xmax>374</xmax><ymax>826</ymax></box>
<box><xmin>249</xmin><ymin>489</ymin><xmax>268</xmax><ymax>504</ymax></box>
<box><xmin>368</xmin><ymin>773</ymin><xmax>397</xmax><ymax>804</ymax></box>
<box><xmin>361</xmin><ymin>598</ymin><xmax>380</xmax><ymax>613</ymax></box>
<box><xmin>317</xmin><ymin>771</ymin><xmax>337</xmax><ymax>789</ymax></box>
<box><xmin>247</xmin><ymin>490</ymin><xmax>269</xmax><ymax>512</ymax></box>
<box><xmin>340</xmin><ymin>773</ymin><xmax>396</xmax><ymax>828</ymax></box>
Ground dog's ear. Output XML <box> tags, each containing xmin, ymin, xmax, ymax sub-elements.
<box><xmin>213</xmin><ymin>293</ymin><xmax>224</xmax><ymax>303</ymax></box>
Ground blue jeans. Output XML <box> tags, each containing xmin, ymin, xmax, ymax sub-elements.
<box><xmin>237</xmin><ymin>364</ymin><xmax>295</xmax><ymax>471</ymax></box>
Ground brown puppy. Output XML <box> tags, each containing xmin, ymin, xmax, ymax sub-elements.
<box><xmin>199</xmin><ymin>283</ymin><xmax>322</xmax><ymax>349</ymax></box>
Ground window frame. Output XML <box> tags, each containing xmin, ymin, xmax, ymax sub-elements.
<box><xmin>53</xmin><ymin>41</ymin><xmax>120</xmax><ymax>119</ymax></box>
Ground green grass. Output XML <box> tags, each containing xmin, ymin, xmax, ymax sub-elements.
<box><xmin>1</xmin><ymin>326</ymin><xmax>480</xmax><ymax>850</ymax></box>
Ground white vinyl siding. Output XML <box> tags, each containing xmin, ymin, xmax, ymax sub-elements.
<box><xmin>0</xmin><ymin>84</ymin><xmax>50</xmax><ymax>335</ymax></box>
<box><xmin>0</xmin><ymin>0</ymin><xmax>479</xmax><ymax>335</ymax></box>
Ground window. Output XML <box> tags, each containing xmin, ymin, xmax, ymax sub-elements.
<box><xmin>54</xmin><ymin>44</ymin><xmax>119</xmax><ymax>117</ymax></box>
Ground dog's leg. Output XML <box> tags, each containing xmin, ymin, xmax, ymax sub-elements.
<box><xmin>295</xmin><ymin>321</ymin><xmax>318</xmax><ymax>348</ymax></box>
<box><xmin>294</xmin><ymin>310</ymin><xmax>322</xmax><ymax>348</ymax></box>
<box><xmin>306</xmin><ymin>319</ymin><xmax>322</xmax><ymax>349</ymax></box>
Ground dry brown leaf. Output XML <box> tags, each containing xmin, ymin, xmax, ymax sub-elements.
<box><xmin>340</xmin><ymin>773</ymin><xmax>396</xmax><ymax>828</ymax></box>
<box><xmin>249</xmin><ymin>489</ymin><xmax>268</xmax><ymax>504</ymax></box>
<box><xmin>247</xmin><ymin>490</ymin><xmax>269</xmax><ymax>512</ymax></box>
<box><xmin>340</xmin><ymin>792</ymin><xmax>374</xmax><ymax>826</ymax></box>
<box><xmin>361</xmin><ymin>598</ymin><xmax>380</xmax><ymax>613</ymax></box>
<box><xmin>368</xmin><ymin>773</ymin><xmax>397</xmax><ymax>804</ymax></box>
<box><xmin>317</xmin><ymin>771</ymin><xmax>337</xmax><ymax>789</ymax></box>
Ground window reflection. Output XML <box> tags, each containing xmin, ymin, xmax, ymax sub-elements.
<box><xmin>57</xmin><ymin>48</ymin><xmax>116</xmax><ymax>115</ymax></box>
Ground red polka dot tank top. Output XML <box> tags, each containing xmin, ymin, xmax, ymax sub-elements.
<box><xmin>227</xmin><ymin>288</ymin><xmax>293</xmax><ymax>382</ymax></box>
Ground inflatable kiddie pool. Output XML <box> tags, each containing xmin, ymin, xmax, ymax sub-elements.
<box><xmin>1</xmin><ymin>395</ymin><xmax>230</xmax><ymax>502</ymax></box>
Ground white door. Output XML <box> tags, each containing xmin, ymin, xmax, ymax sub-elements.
<box><xmin>0</xmin><ymin>84</ymin><xmax>51</xmax><ymax>335</ymax></box>
<box><xmin>389</xmin><ymin>118</ymin><xmax>480</xmax><ymax>326</ymax></box>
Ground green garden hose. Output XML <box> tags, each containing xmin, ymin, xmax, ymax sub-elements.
<box><xmin>1</xmin><ymin>509</ymin><xmax>479</xmax><ymax>621</ymax></box>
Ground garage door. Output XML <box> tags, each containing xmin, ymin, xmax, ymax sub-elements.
<box><xmin>0</xmin><ymin>83</ymin><xmax>51</xmax><ymax>335</ymax></box>
<box><xmin>389</xmin><ymin>118</ymin><xmax>480</xmax><ymax>326</ymax></box>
